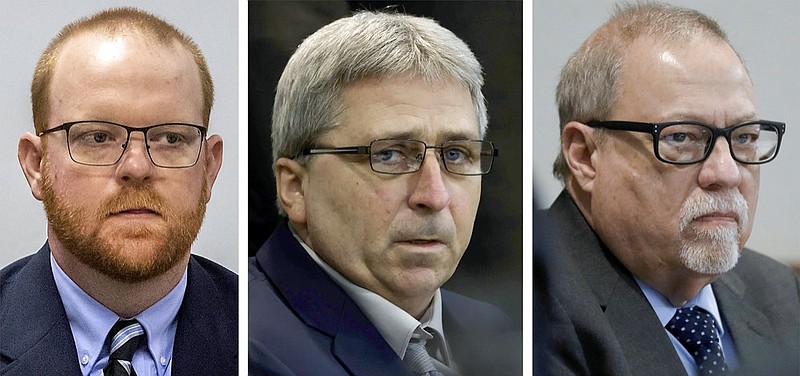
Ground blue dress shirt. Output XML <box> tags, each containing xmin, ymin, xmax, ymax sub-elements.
<box><xmin>51</xmin><ymin>254</ymin><xmax>187</xmax><ymax>376</ymax></box>
<box><xmin>635</xmin><ymin>277</ymin><xmax>739</xmax><ymax>376</ymax></box>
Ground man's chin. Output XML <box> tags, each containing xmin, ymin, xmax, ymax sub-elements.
<box><xmin>70</xmin><ymin>237</ymin><xmax>187</xmax><ymax>283</ymax></box>
<box><xmin>679</xmin><ymin>241</ymin><xmax>740</xmax><ymax>275</ymax></box>
<box><xmin>94</xmin><ymin>253</ymin><xmax>185</xmax><ymax>283</ymax></box>
<box><xmin>99</xmin><ymin>219</ymin><xmax>166</xmax><ymax>238</ymax></box>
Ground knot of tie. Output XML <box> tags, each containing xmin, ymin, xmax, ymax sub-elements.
<box><xmin>404</xmin><ymin>337</ymin><xmax>445</xmax><ymax>376</ymax></box>
<box><xmin>666</xmin><ymin>306</ymin><xmax>728</xmax><ymax>375</ymax></box>
<box><xmin>104</xmin><ymin>319</ymin><xmax>146</xmax><ymax>376</ymax></box>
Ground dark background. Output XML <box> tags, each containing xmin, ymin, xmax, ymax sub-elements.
<box><xmin>248</xmin><ymin>1</ymin><xmax>522</xmax><ymax>324</ymax></box>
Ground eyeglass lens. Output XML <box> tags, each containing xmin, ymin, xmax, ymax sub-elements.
<box><xmin>66</xmin><ymin>121</ymin><xmax>204</xmax><ymax>167</ymax></box>
<box><xmin>658</xmin><ymin>123</ymin><xmax>780</xmax><ymax>163</ymax></box>
<box><xmin>368</xmin><ymin>139</ymin><xmax>493</xmax><ymax>175</ymax></box>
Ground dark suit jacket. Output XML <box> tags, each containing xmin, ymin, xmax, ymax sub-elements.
<box><xmin>248</xmin><ymin>223</ymin><xmax>521</xmax><ymax>376</ymax></box>
<box><xmin>541</xmin><ymin>191</ymin><xmax>800</xmax><ymax>375</ymax></box>
<box><xmin>0</xmin><ymin>243</ymin><xmax>238</xmax><ymax>375</ymax></box>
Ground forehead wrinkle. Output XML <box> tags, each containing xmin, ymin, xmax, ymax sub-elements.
<box><xmin>369</xmin><ymin>129</ymin><xmax>479</xmax><ymax>144</ymax></box>
<box><xmin>659</xmin><ymin>110</ymin><xmax>759</xmax><ymax>127</ymax></box>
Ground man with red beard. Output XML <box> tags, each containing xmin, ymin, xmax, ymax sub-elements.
<box><xmin>539</xmin><ymin>3</ymin><xmax>799</xmax><ymax>375</ymax></box>
<box><xmin>0</xmin><ymin>8</ymin><xmax>236</xmax><ymax>376</ymax></box>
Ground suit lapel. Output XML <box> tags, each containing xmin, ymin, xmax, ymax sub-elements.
<box><xmin>332</xmin><ymin>301</ymin><xmax>411</xmax><ymax>375</ymax></box>
<box><xmin>172</xmin><ymin>256</ymin><xmax>237</xmax><ymax>376</ymax></box>
<box><xmin>0</xmin><ymin>244</ymin><xmax>81</xmax><ymax>376</ymax></box>
<box><xmin>549</xmin><ymin>192</ymin><xmax>687</xmax><ymax>375</ymax></box>
<box><xmin>600</xmin><ymin>274</ymin><xmax>687</xmax><ymax>375</ymax></box>
<box><xmin>442</xmin><ymin>299</ymin><xmax>478</xmax><ymax>368</ymax></box>
<box><xmin>258</xmin><ymin>224</ymin><xmax>410</xmax><ymax>375</ymax></box>
<box><xmin>713</xmin><ymin>270</ymin><xmax>779</xmax><ymax>367</ymax></box>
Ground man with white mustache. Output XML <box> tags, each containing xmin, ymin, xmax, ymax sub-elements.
<box><xmin>539</xmin><ymin>3</ymin><xmax>799</xmax><ymax>375</ymax></box>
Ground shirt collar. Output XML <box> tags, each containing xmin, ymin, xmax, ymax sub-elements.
<box><xmin>634</xmin><ymin>276</ymin><xmax>725</xmax><ymax>338</ymax></box>
<box><xmin>135</xmin><ymin>265</ymin><xmax>187</xmax><ymax>372</ymax></box>
<box><xmin>290</xmin><ymin>228</ymin><xmax>450</xmax><ymax>361</ymax></box>
<box><xmin>51</xmin><ymin>252</ymin><xmax>187</xmax><ymax>374</ymax></box>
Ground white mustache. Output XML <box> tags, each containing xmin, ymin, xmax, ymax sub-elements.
<box><xmin>679</xmin><ymin>190</ymin><xmax>749</xmax><ymax>233</ymax></box>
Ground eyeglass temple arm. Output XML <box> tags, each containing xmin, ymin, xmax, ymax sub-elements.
<box><xmin>297</xmin><ymin>145</ymin><xmax>370</xmax><ymax>158</ymax></box>
<box><xmin>588</xmin><ymin>121</ymin><xmax>654</xmax><ymax>133</ymax></box>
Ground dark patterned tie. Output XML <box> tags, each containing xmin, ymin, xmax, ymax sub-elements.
<box><xmin>666</xmin><ymin>306</ymin><xmax>728</xmax><ymax>375</ymax></box>
<box><xmin>103</xmin><ymin>319</ymin><xmax>146</xmax><ymax>376</ymax></box>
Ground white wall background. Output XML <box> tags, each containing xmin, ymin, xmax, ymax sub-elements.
<box><xmin>533</xmin><ymin>1</ymin><xmax>800</xmax><ymax>265</ymax></box>
<box><xmin>0</xmin><ymin>1</ymin><xmax>238</xmax><ymax>271</ymax></box>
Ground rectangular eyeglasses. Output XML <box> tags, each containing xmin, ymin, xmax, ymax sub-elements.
<box><xmin>587</xmin><ymin>120</ymin><xmax>785</xmax><ymax>165</ymax></box>
<box><xmin>296</xmin><ymin>139</ymin><xmax>498</xmax><ymax>175</ymax></box>
<box><xmin>38</xmin><ymin>120</ymin><xmax>207</xmax><ymax>168</ymax></box>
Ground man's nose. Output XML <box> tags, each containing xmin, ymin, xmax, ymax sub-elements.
<box><xmin>698</xmin><ymin>136</ymin><xmax>742</xmax><ymax>190</ymax></box>
<box><xmin>408</xmin><ymin>149</ymin><xmax>451</xmax><ymax>211</ymax></box>
<box><xmin>115</xmin><ymin>133</ymin><xmax>156</xmax><ymax>185</ymax></box>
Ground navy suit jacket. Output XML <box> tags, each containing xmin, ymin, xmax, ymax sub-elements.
<box><xmin>248</xmin><ymin>223</ymin><xmax>521</xmax><ymax>376</ymax></box>
<box><xmin>542</xmin><ymin>191</ymin><xmax>800</xmax><ymax>375</ymax></box>
<box><xmin>0</xmin><ymin>243</ymin><xmax>238</xmax><ymax>375</ymax></box>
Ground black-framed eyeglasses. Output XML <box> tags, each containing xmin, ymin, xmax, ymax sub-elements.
<box><xmin>296</xmin><ymin>139</ymin><xmax>498</xmax><ymax>175</ymax></box>
<box><xmin>587</xmin><ymin>120</ymin><xmax>785</xmax><ymax>165</ymax></box>
<box><xmin>38</xmin><ymin>120</ymin><xmax>208</xmax><ymax>168</ymax></box>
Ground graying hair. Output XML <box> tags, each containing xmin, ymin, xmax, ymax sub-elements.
<box><xmin>553</xmin><ymin>2</ymin><xmax>742</xmax><ymax>182</ymax></box>
<box><xmin>271</xmin><ymin>10</ymin><xmax>487</xmax><ymax>215</ymax></box>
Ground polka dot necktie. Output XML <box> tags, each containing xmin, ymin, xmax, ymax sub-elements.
<box><xmin>666</xmin><ymin>306</ymin><xmax>728</xmax><ymax>375</ymax></box>
<box><xmin>103</xmin><ymin>319</ymin><xmax>146</xmax><ymax>376</ymax></box>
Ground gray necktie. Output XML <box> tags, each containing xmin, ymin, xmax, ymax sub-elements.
<box><xmin>103</xmin><ymin>319</ymin><xmax>146</xmax><ymax>376</ymax></box>
<box><xmin>404</xmin><ymin>337</ymin><xmax>445</xmax><ymax>376</ymax></box>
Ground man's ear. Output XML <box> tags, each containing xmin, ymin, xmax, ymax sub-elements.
<box><xmin>18</xmin><ymin>133</ymin><xmax>45</xmax><ymax>201</ymax></box>
<box><xmin>561</xmin><ymin>121</ymin><xmax>599</xmax><ymax>192</ymax></box>
<box><xmin>202</xmin><ymin>134</ymin><xmax>224</xmax><ymax>203</ymax></box>
<box><xmin>275</xmin><ymin>157</ymin><xmax>307</xmax><ymax>225</ymax></box>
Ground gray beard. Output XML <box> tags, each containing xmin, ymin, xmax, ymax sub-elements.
<box><xmin>678</xmin><ymin>224</ymin><xmax>740</xmax><ymax>275</ymax></box>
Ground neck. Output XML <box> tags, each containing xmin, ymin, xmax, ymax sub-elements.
<box><xmin>393</xmin><ymin>294</ymin><xmax>435</xmax><ymax>321</ymax></box>
<box><xmin>640</xmin><ymin>270</ymin><xmax>718</xmax><ymax>307</ymax></box>
<box><xmin>48</xmin><ymin>236</ymin><xmax>189</xmax><ymax>318</ymax></box>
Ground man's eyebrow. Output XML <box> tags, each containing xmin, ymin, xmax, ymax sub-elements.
<box><xmin>373</xmin><ymin>130</ymin><xmax>423</xmax><ymax>141</ymax></box>
<box><xmin>439</xmin><ymin>131</ymin><xmax>480</xmax><ymax>142</ymax></box>
<box><xmin>663</xmin><ymin>112</ymin><xmax>759</xmax><ymax>125</ymax></box>
<box><xmin>732</xmin><ymin>114</ymin><xmax>760</xmax><ymax>124</ymax></box>
<box><xmin>369</xmin><ymin>130</ymin><xmax>480</xmax><ymax>143</ymax></box>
